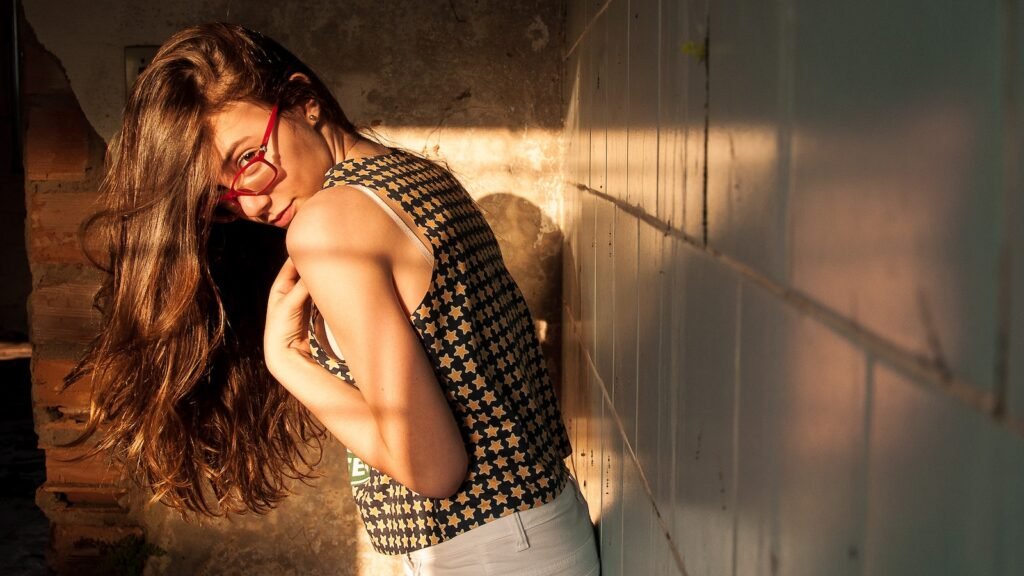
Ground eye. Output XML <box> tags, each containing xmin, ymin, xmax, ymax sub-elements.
<box><xmin>237</xmin><ymin>149</ymin><xmax>258</xmax><ymax>166</ymax></box>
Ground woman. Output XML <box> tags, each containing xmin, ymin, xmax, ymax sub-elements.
<box><xmin>66</xmin><ymin>23</ymin><xmax>599</xmax><ymax>575</ymax></box>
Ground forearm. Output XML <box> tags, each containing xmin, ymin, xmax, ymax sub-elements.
<box><xmin>269</xmin><ymin>353</ymin><xmax>392</xmax><ymax>470</ymax></box>
<box><xmin>262</xmin><ymin>258</ymin><xmax>466</xmax><ymax>497</ymax></box>
<box><xmin>268</xmin><ymin>353</ymin><xmax>467</xmax><ymax>496</ymax></box>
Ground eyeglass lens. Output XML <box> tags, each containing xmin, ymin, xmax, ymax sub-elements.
<box><xmin>235</xmin><ymin>160</ymin><xmax>276</xmax><ymax>195</ymax></box>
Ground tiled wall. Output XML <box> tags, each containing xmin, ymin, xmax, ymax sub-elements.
<box><xmin>559</xmin><ymin>1</ymin><xmax>1024</xmax><ymax>574</ymax></box>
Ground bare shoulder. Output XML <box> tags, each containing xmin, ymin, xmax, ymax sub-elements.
<box><xmin>285</xmin><ymin>185</ymin><xmax>396</xmax><ymax>261</ymax></box>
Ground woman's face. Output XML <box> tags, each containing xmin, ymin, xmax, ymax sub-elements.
<box><xmin>209</xmin><ymin>100</ymin><xmax>333</xmax><ymax>228</ymax></box>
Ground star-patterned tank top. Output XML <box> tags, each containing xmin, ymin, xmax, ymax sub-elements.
<box><xmin>306</xmin><ymin>148</ymin><xmax>572</xmax><ymax>555</ymax></box>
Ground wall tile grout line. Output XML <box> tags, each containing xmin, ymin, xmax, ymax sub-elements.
<box><xmin>993</xmin><ymin>0</ymin><xmax>1019</xmax><ymax>417</ymax></box>
<box><xmin>701</xmin><ymin>5</ymin><xmax>710</xmax><ymax>246</ymax></box>
<box><xmin>563</xmin><ymin>301</ymin><xmax>691</xmax><ymax>576</ymax></box>
<box><xmin>777</xmin><ymin>0</ymin><xmax>796</xmax><ymax>284</ymax></box>
<box><xmin>729</xmin><ymin>281</ymin><xmax>743</xmax><ymax>576</ymax></box>
<box><xmin>569</xmin><ymin>180</ymin><xmax>1024</xmax><ymax>440</ymax></box>
<box><xmin>665</xmin><ymin>227</ymin><xmax>681</xmax><ymax>576</ymax></box>
<box><xmin>858</xmin><ymin>353</ymin><xmax>876</xmax><ymax>576</ymax></box>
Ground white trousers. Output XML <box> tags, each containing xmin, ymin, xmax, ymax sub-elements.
<box><xmin>402</xmin><ymin>476</ymin><xmax>600</xmax><ymax>576</ymax></box>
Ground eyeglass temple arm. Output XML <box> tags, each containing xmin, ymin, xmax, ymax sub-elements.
<box><xmin>261</xmin><ymin>103</ymin><xmax>280</xmax><ymax>149</ymax></box>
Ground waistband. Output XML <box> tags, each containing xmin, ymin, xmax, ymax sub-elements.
<box><xmin>407</xmin><ymin>476</ymin><xmax>584</xmax><ymax>562</ymax></box>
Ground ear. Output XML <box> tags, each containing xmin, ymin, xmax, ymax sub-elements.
<box><xmin>301</xmin><ymin>98</ymin><xmax>321</xmax><ymax>127</ymax></box>
<box><xmin>287</xmin><ymin>73</ymin><xmax>320</xmax><ymax>126</ymax></box>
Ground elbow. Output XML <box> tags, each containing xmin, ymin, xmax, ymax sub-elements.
<box><xmin>410</xmin><ymin>450</ymin><xmax>469</xmax><ymax>499</ymax></box>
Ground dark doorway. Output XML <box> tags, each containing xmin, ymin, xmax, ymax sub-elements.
<box><xmin>1</xmin><ymin>1</ymin><xmax>49</xmax><ymax>574</ymax></box>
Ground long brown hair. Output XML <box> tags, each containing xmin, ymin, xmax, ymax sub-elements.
<box><xmin>63</xmin><ymin>23</ymin><xmax>356</xmax><ymax>518</ymax></box>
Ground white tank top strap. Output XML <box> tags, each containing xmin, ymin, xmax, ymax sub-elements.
<box><xmin>321</xmin><ymin>183</ymin><xmax>434</xmax><ymax>361</ymax></box>
<box><xmin>322</xmin><ymin>314</ymin><xmax>345</xmax><ymax>364</ymax></box>
<box><xmin>349</xmin><ymin>183</ymin><xmax>433</xmax><ymax>266</ymax></box>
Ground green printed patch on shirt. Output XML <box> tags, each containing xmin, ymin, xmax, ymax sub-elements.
<box><xmin>347</xmin><ymin>450</ymin><xmax>371</xmax><ymax>486</ymax></box>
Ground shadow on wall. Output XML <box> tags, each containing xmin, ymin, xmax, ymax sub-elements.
<box><xmin>476</xmin><ymin>193</ymin><xmax>564</xmax><ymax>392</ymax></box>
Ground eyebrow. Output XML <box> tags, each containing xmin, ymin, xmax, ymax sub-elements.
<box><xmin>221</xmin><ymin>138</ymin><xmax>246</xmax><ymax>171</ymax></box>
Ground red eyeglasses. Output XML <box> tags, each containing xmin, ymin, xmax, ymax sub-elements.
<box><xmin>218</xmin><ymin>103</ymin><xmax>281</xmax><ymax>210</ymax></box>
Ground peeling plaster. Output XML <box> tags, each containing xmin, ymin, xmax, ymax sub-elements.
<box><xmin>526</xmin><ymin>15</ymin><xmax>550</xmax><ymax>52</ymax></box>
<box><xmin>23</xmin><ymin>0</ymin><xmax>564</xmax><ymax>141</ymax></box>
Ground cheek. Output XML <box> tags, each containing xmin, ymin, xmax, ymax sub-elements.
<box><xmin>281</xmin><ymin>125</ymin><xmax>332</xmax><ymax>180</ymax></box>
<box><xmin>304</xmin><ymin>130</ymin><xmax>334</xmax><ymax>173</ymax></box>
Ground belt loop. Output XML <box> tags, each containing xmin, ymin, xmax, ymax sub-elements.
<box><xmin>512</xmin><ymin>511</ymin><xmax>530</xmax><ymax>552</ymax></box>
<box><xmin>404</xmin><ymin>552</ymin><xmax>420</xmax><ymax>576</ymax></box>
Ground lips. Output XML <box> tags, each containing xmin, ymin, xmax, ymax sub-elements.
<box><xmin>269</xmin><ymin>202</ymin><xmax>295</xmax><ymax>228</ymax></box>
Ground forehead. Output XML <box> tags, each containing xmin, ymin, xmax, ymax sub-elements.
<box><xmin>209</xmin><ymin>101</ymin><xmax>274</xmax><ymax>161</ymax></box>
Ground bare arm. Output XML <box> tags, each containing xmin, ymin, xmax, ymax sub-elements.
<box><xmin>264</xmin><ymin>187</ymin><xmax>467</xmax><ymax>498</ymax></box>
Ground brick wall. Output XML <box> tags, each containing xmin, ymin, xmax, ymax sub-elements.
<box><xmin>21</xmin><ymin>16</ymin><xmax>143</xmax><ymax>573</ymax></box>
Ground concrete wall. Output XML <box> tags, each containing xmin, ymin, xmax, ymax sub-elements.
<box><xmin>560</xmin><ymin>0</ymin><xmax>1024</xmax><ymax>574</ymax></box>
<box><xmin>21</xmin><ymin>1</ymin><xmax>566</xmax><ymax>574</ymax></box>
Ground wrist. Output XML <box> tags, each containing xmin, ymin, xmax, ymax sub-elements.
<box><xmin>265</xmin><ymin>347</ymin><xmax>317</xmax><ymax>385</ymax></box>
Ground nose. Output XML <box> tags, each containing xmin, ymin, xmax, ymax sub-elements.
<box><xmin>236</xmin><ymin>193</ymin><xmax>273</xmax><ymax>220</ymax></box>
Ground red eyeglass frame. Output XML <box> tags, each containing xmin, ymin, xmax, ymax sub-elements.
<box><xmin>219</xmin><ymin>103</ymin><xmax>281</xmax><ymax>207</ymax></box>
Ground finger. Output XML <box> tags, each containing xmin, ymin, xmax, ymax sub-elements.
<box><xmin>270</xmin><ymin>258</ymin><xmax>300</xmax><ymax>296</ymax></box>
<box><xmin>282</xmin><ymin>278</ymin><xmax>311</xmax><ymax>309</ymax></box>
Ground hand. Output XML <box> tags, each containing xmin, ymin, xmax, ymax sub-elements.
<box><xmin>264</xmin><ymin>258</ymin><xmax>313</xmax><ymax>378</ymax></box>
